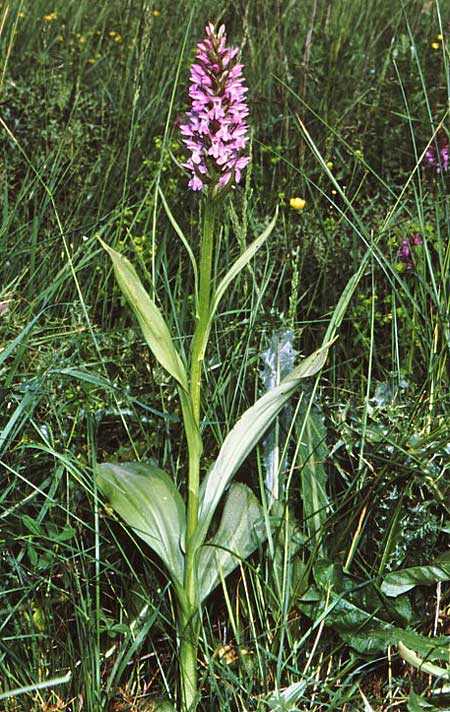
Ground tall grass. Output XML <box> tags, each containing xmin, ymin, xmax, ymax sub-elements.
<box><xmin>1</xmin><ymin>0</ymin><xmax>449</xmax><ymax>709</ymax></box>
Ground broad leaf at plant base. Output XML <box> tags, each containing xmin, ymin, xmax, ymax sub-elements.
<box><xmin>97</xmin><ymin>462</ymin><xmax>186</xmax><ymax>588</ymax></box>
<box><xmin>300</xmin><ymin>583</ymin><xmax>450</xmax><ymax>660</ymax></box>
<box><xmin>198</xmin><ymin>482</ymin><xmax>266</xmax><ymax>602</ymax></box>
<box><xmin>381</xmin><ymin>553</ymin><xmax>450</xmax><ymax>597</ymax></box>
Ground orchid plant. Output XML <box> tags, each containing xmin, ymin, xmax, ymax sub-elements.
<box><xmin>97</xmin><ymin>23</ymin><xmax>330</xmax><ymax>712</ymax></box>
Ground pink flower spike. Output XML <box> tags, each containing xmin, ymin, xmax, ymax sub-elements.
<box><xmin>180</xmin><ymin>23</ymin><xmax>250</xmax><ymax>193</ymax></box>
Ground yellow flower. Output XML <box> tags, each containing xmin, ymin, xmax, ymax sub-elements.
<box><xmin>109</xmin><ymin>30</ymin><xmax>122</xmax><ymax>42</ymax></box>
<box><xmin>431</xmin><ymin>41</ymin><xmax>440</xmax><ymax>50</ymax></box>
<box><xmin>326</xmin><ymin>161</ymin><xmax>334</xmax><ymax>170</ymax></box>
<box><xmin>437</xmin><ymin>33</ymin><xmax>443</xmax><ymax>41</ymax></box>
<box><xmin>290</xmin><ymin>197</ymin><xmax>306</xmax><ymax>210</ymax></box>
<box><xmin>153</xmin><ymin>9</ymin><xmax>160</xmax><ymax>16</ymax></box>
<box><xmin>43</xmin><ymin>11</ymin><xmax>58</xmax><ymax>22</ymax></box>
<box><xmin>18</xmin><ymin>11</ymin><xmax>25</xmax><ymax>18</ymax></box>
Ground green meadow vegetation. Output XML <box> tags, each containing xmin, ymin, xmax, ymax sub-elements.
<box><xmin>1</xmin><ymin>0</ymin><xmax>450</xmax><ymax>710</ymax></box>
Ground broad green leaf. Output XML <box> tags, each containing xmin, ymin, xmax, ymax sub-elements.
<box><xmin>100</xmin><ymin>240</ymin><xmax>188</xmax><ymax>391</ymax></box>
<box><xmin>198</xmin><ymin>483</ymin><xmax>266</xmax><ymax>602</ymax></box>
<box><xmin>195</xmin><ymin>342</ymin><xmax>331</xmax><ymax>549</ymax></box>
<box><xmin>301</xmin><ymin>585</ymin><xmax>450</xmax><ymax>660</ymax></box>
<box><xmin>97</xmin><ymin>462</ymin><xmax>185</xmax><ymax>586</ymax></box>
<box><xmin>211</xmin><ymin>209</ymin><xmax>278</xmax><ymax>320</ymax></box>
<box><xmin>381</xmin><ymin>553</ymin><xmax>450</xmax><ymax>597</ymax></box>
<box><xmin>408</xmin><ymin>689</ymin><xmax>436</xmax><ymax>712</ymax></box>
<box><xmin>296</xmin><ymin>401</ymin><xmax>329</xmax><ymax>554</ymax></box>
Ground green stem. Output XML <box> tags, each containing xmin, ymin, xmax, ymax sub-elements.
<box><xmin>190</xmin><ymin>197</ymin><xmax>217</xmax><ymax>427</ymax></box>
<box><xmin>178</xmin><ymin>195</ymin><xmax>217</xmax><ymax>712</ymax></box>
<box><xmin>179</xmin><ymin>604</ymin><xmax>200</xmax><ymax>712</ymax></box>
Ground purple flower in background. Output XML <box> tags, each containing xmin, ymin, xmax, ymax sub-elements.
<box><xmin>424</xmin><ymin>139</ymin><xmax>449</xmax><ymax>174</ymax></box>
<box><xmin>180</xmin><ymin>23</ymin><xmax>250</xmax><ymax>193</ymax></box>
<box><xmin>398</xmin><ymin>239</ymin><xmax>412</xmax><ymax>270</ymax></box>
<box><xmin>397</xmin><ymin>232</ymin><xmax>423</xmax><ymax>270</ymax></box>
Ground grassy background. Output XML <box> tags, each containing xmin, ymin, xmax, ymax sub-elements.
<box><xmin>1</xmin><ymin>0</ymin><xmax>450</xmax><ymax>709</ymax></box>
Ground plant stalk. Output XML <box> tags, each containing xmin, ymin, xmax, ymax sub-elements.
<box><xmin>179</xmin><ymin>195</ymin><xmax>217</xmax><ymax>712</ymax></box>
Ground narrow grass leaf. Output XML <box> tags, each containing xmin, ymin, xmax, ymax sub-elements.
<box><xmin>0</xmin><ymin>671</ymin><xmax>72</xmax><ymax>700</ymax></box>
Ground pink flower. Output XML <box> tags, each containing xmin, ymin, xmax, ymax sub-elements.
<box><xmin>397</xmin><ymin>232</ymin><xmax>423</xmax><ymax>270</ymax></box>
<box><xmin>424</xmin><ymin>139</ymin><xmax>449</xmax><ymax>174</ymax></box>
<box><xmin>180</xmin><ymin>23</ymin><xmax>250</xmax><ymax>193</ymax></box>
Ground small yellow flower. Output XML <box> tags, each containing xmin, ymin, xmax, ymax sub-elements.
<box><xmin>290</xmin><ymin>197</ymin><xmax>306</xmax><ymax>210</ymax></box>
<box><xmin>431</xmin><ymin>41</ymin><xmax>440</xmax><ymax>50</ymax></box>
<box><xmin>153</xmin><ymin>9</ymin><xmax>160</xmax><ymax>16</ymax></box>
<box><xmin>18</xmin><ymin>11</ymin><xmax>25</xmax><ymax>18</ymax></box>
<box><xmin>331</xmin><ymin>189</ymin><xmax>337</xmax><ymax>195</ymax></box>
<box><xmin>43</xmin><ymin>11</ymin><xmax>58</xmax><ymax>22</ymax></box>
<box><xmin>326</xmin><ymin>161</ymin><xmax>334</xmax><ymax>170</ymax></box>
<box><xmin>354</xmin><ymin>149</ymin><xmax>363</xmax><ymax>158</ymax></box>
<box><xmin>437</xmin><ymin>33</ymin><xmax>443</xmax><ymax>41</ymax></box>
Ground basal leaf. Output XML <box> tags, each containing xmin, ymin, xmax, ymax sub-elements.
<box><xmin>100</xmin><ymin>241</ymin><xmax>188</xmax><ymax>391</ymax></box>
<box><xmin>198</xmin><ymin>483</ymin><xmax>266</xmax><ymax>602</ymax></box>
<box><xmin>381</xmin><ymin>554</ymin><xmax>450</xmax><ymax>597</ymax></box>
<box><xmin>302</xmin><ymin>585</ymin><xmax>450</xmax><ymax>660</ymax></box>
<box><xmin>194</xmin><ymin>343</ymin><xmax>331</xmax><ymax>549</ymax></box>
<box><xmin>97</xmin><ymin>462</ymin><xmax>185</xmax><ymax>586</ymax></box>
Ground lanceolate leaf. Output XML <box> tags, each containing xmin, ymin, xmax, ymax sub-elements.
<box><xmin>296</xmin><ymin>401</ymin><xmax>329</xmax><ymax>554</ymax></box>
<box><xmin>211</xmin><ymin>209</ymin><xmax>278</xmax><ymax>320</ymax></box>
<box><xmin>195</xmin><ymin>211</ymin><xmax>279</xmax><ymax>364</ymax></box>
<box><xmin>381</xmin><ymin>553</ymin><xmax>450</xmax><ymax>597</ymax></box>
<box><xmin>194</xmin><ymin>343</ymin><xmax>331</xmax><ymax>549</ymax></box>
<box><xmin>100</xmin><ymin>241</ymin><xmax>188</xmax><ymax>391</ymax></box>
<box><xmin>198</xmin><ymin>483</ymin><xmax>266</xmax><ymax>602</ymax></box>
<box><xmin>97</xmin><ymin>462</ymin><xmax>185</xmax><ymax>587</ymax></box>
